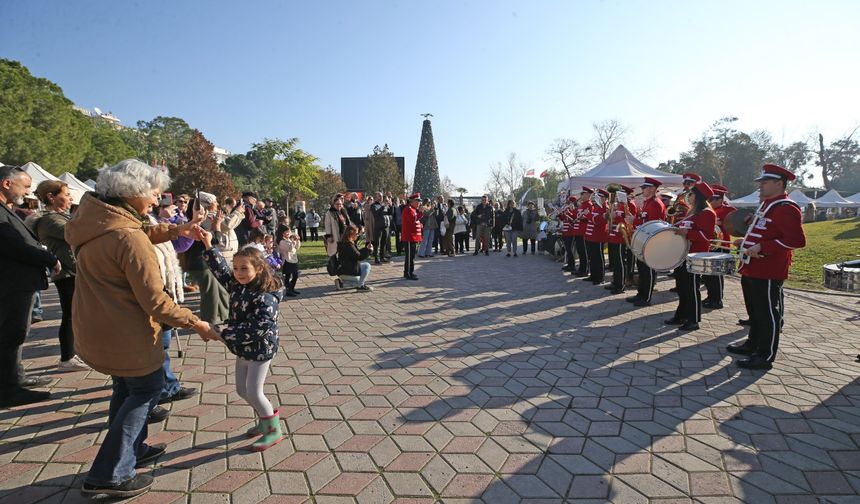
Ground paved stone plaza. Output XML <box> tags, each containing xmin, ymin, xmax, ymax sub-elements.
<box><xmin>2</xmin><ymin>251</ymin><xmax>860</xmax><ymax>503</ymax></box>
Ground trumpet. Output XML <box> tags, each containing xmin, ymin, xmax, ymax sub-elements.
<box><xmin>667</xmin><ymin>189</ymin><xmax>690</xmax><ymax>224</ymax></box>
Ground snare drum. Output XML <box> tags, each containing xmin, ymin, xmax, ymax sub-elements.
<box><xmin>630</xmin><ymin>221</ymin><xmax>689</xmax><ymax>271</ymax></box>
<box><xmin>686</xmin><ymin>252</ymin><xmax>736</xmax><ymax>276</ymax></box>
<box><xmin>823</xmin><ymin>260</ymin><xmax>860</xmax><ymax>292</ymax></box>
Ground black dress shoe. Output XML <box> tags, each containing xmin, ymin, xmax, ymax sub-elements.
<box><xmin>669</xmin><ymin>287</ymin><xmax>678</xmax><ymax>293</ymax></box>
<box><xmin>292</xmin><ymin>290</ymin><xmax>301</xmax><ymax>295</ymax></box>
<box><xmin>610</xmin><ymin>288</ymin><xmax>625</xmax><ymax>295</ymax></box>
<box><xmin>726</xmin><ymin>341</ymin><xmax>755</xmax><ymax>355</ymax></box>
<box><xmin>603</xmin><ymin>285</ymin><xmax>615</xmax><ymax>290</ymax></box>
<box><xmin>737</xmin><ymin>355</ymin><xmax>773</xmax><ymax>370</ymax></box>
<box><xmin>575</xmin><ymin>273</ymin><xmax>589</xmax><ymax>278</ymax></box>
<box><xmin>81</xmin><ymin>474</ymin><xmax>154</xmax><ymax>498</ymax></box>
<box><xmin>679</xmin><ymin>322</ymin><xmax>699</xmax><ymax>331</ymax></box>
<box><xmin>625</xmin><ymin>296</ymin><xmax>641</xmax><ymax>303</ymax></box>
<box><xmin>406</xmin><ymin>274</ymin><xmax>419</xmax><ymax>280</ymax></box>
<box><xmin>591</xmin><ymin>280</ymin><xmax>604</xmax><ymax>285</ymax></box>
<box><xmin>158</xmin><ymin>387</ymin><xmax>198</xmax><ymax>405</ymax></box>
<box><xmin>473</xmin><ymin>251</ymin><xmax>479</xmax><ymax>256</ymax></box>
<box><xmin>135</xmin><ymin>443</ymin><xmax>167</xmax><ymax>468</ymax></box>
<box><xmin>0</xmin><ymin>387</ymin><xmax>51</xmax><ymax>408</ymax></box>
<box><xmin>738</xmin><ymin>319</ymin><xmax>751</xmax><ymax>326</ymax></box>
<box><xmin>702</xmin><ymin>300</ymin><xmax>723</xmax><ymax>309</ymax></box>
<box><xmin>284</xmin><ymin>291</ymin><xmax>297</xmax><ymax>297</ymax></box>
<box><xmin>20</xmin><ymin>376</ymin><xmax>52</xmax><ymax>388</ymax></box>
<box><xmin>633</xmin><ymin>300</ymin><xmax>651</xmax><ymax>307</ymax></box>
<box><xmin>147</xmin><ymin>405</ymin><xmax>170</xmax><ymax>424</ymax></box>
<box><xmin>664</xmin><ymin>317</ymin><xmax>685</xmax><ymax>325</ymax></box>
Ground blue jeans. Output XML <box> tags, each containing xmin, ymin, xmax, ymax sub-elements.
<box><xmin>32</xmin><ymin>291</ymin><xmax>43</xmax><ymax>318</ymax></box>
<box><xmin>339</xmin><ymin>262</ymin><xmax>371</xmax><ymax>287</ymax></box>
<box><xmin>418</xmin><ymin>229</ymin><xmax>434</xmax><ymax>256</ymax></box>
<box><xmin>161</xmin><ymin>329</ymin><xmax>180</xmax><ymax>400</ymax></box>
<box><xmin>85</xmin><ymin>368</ymin><xmax>163</xmax><ymax>486</ymax></box>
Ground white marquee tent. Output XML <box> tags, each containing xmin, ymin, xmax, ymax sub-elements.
<box><xmin>21</xmin><ymin>161</ymin><xmax>60</xmax><ymax>186</ymax></box>
<box><xmin>557</xmin><ymin>145</ymin><xmax>684</xmax><ymax>194</ymax></box>
<box><xmin>847</xmin><ymin>192</ymin><xmax>860</xmax><ymax>204</ymax></box>
<box><xmin>788</xmin><ymin>189</ymin><xmax>815</xmax><ymax>206</ymax></box>
<box><xmin>814</xmin><ymin>189</ymin><xmax>856</xmax><ymax>208</ymax></box>
<box><xmin>728</xmin><ymin>190</ymin><xmax>760</xmax><ymax>207</ymax></box>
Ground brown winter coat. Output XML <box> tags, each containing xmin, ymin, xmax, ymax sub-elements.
<box><xmin>65</xmin><ymin>193</ymin><xmax>199</xmax><ymax>377</ymax></box>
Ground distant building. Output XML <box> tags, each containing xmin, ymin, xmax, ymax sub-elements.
<box><xmin>213</xmin><ymin>146</ymin><xmax>231</xmax><ymax>164</ymax></box>
<box><xmin>341</xmin><ymin>156</ymin><xmax>406</xmax><ymax>192</ymax></box>
<box><xmin>73</xmin><ymin>105</ymin><xmax>123</xmax><ymax>129</ymax></box>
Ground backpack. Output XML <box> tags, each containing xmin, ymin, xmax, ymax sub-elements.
<box><xmin>326</xmin><ymin>254</ymin><xmax>339</xmax><ymax>276</ymax></box>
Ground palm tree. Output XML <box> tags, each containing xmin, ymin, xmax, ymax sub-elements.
<box><xmin>456</xmin><ymin>187</ymin><xmax>467</xmax><ymax>205</ymax></box>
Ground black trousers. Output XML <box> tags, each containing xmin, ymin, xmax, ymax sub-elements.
<box><xmin>521</xmin><ymin>237</ymin><xmax>536</xmax><ymax>254</ymax></box>
<box><xmin>625</xmin><ymin>246</ymin><xmax>635</xmax><ymax>280</ymax></box>
<box><xmin>636</xmin><ymin>260</ymin><xmax>656</xmax><ymax>302</ymax></box>
<box><xmin>281</xmin><ymin>262</ymin><xmax>299</xmax><ymax>291</ymax></box>
<box><xmin>608</xmin><ymin>243</ymin><xmax>626</xmax><ymax>291</ymax></box>
<box><xmin>298</xmin><ymin>225</ymin><xmax>307</xmax><ymax>242</ymax></box>
<box><xmin>562</xmin><ymin>236</ymin><xmax>575</xmax><ymax>270</ymax></box>
<box><xmin>394</xmin><ymin>225</ymin><xmax>402</xmax><ymax>254</ymax></box>
<box><xmin>0</xmin><ymin>290</ymin><xmax>36</xmax><ymax>389</ymax></box>
<box><xmin>673</xmin><ymin>263</ymin><xmax>701</xmax><ymax>323</ymax></box>
<box><xmin>309</xmin><ymin>227</ymin><xmax>319</xmax><ymax>241</ymax></box>
<box><xmin>574</xmin><ymin>236</ymin><xmax>588</xmax><ymax>275</ymax></box>
<box><xmin>741</xmin><ymin>276</ymin><xmax>784</xmax><ymax>362</ymax></box>
<box><xmin>403</xmin><ymin>242</ymin><xmax>417</xmax><ymax>275</ymax></box>
<box><xmin>702</xmin><ymin>247</ymin><xmax>728</xmax><ymax>303</ymax></box>
<box><xmin>55</xmin><ymin>277</ymin><xmax>76</xmax><ymax>362</ymax></box>
<box><xmin>455</xmin><ymin>232</ymin><xmax>468</xmax><ymax>253</ymax></box>
<box><xmin>585</xmin><ymin>241</ymin><xmax>604</xmax><ymax>281</ymax></box>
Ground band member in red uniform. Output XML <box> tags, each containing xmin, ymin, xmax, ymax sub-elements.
<box><xmin>626</xmin><ymin>177</ymin><xmax>666</xmax><ymax>307</ymax></box>
<box><xmin>401</xmin><ymin>193</ymin><xmax>422</xmax><ymax>280</ymax></box>
<box><xmin>585</xmin><ymin>189</ymin><xmax>609</xmax><ymax>285</ymax></box>
<box><xmin>559</xmin><ymin>195</ymin><xmax>578</xmax><ymax>272</ymax></box>
<box><xmin>665</xmin><ymin>182</ymin><xmax>717</xmax><ymax>331</ymax></box>
<box><xmin>606</xmin><ymin>187</ymin><xmax>628</xmax><ymax>294</ymax></box>
<box><xmin>573</xmin><ymin>187</ymin><xmax>593</xmax><ymax>277</ymax></box>
<box><xmin>702</xmin><ymin>184</ymin><xmax>735</xmax><ymax>309</ymax></box>
<box><xmin>621</xmin><ymin>185</ymin><xmax>637</xmax><ymax>284</ymax></box>
<box><xmin>727</xmin><ymin>164</ymin><xmax>806</xmax><ymax>370</ymax></box>
<box><xmin>668</xmin><ymin>172</ymin><xmax>700</xmax><ymax>223</ymax></box>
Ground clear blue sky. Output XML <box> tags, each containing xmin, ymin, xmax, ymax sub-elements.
<box><xmin>2</xmin><ymin>0</ymin><xmax>858</xmax><ymax>193</ymax></box>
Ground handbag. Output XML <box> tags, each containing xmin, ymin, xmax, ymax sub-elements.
<box><xmin>440</xmin><ymin>222</ymin><xmax>447</xmax><ymax>235</ymax></box>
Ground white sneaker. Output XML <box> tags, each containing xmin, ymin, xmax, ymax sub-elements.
<box><xmin>58</xmin><ymin>355</ymin><xmax>90</xmax><ymax>371</ymax></box>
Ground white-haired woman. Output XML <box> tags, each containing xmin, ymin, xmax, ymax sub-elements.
<box><xmin>65</xmin><ymin>159</ymin><xmax>216</xmax><ymax>499</ymax></box>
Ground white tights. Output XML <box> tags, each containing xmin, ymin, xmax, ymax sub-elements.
<box><xmin>235</xmin><ymin>358</ymin><xmax>274</xmax><ymax>417</ymax></box>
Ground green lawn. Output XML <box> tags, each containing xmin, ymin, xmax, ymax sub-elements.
<box><xmin>788</xmin><ymin>217</ymin><xmax>860</xmax><ymax>290</ymax></box>
<box><xmin>297</xmin><ymin>236</ymin><xmax>399</xmax><ymax>271</ymax></box>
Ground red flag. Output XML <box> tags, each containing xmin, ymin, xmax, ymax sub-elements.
<box><xmin>539</xmin><ymin>170</ymin><xmax>548</xmax><ymax>178</ymax></box>
<box><xmin>525</xmin><ymin>168</ymin><xmax>535</xmax><ymax>177</ymax></box>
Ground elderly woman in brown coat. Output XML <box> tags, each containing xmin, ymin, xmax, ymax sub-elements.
<box><xmin>65</xmin><ymin>159</ymin><xmax>215</xmax><ymax>499</ymax></box>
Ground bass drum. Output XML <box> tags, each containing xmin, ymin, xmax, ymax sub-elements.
<box><xmin>631</xmin><ymin>221</ymin><xmax>689</xmax><ymax>272</ymax></box>
<box><xmin>823</xmin><ymin>260</ymin><xmax>860</xmax><ymax>292</ymax></box>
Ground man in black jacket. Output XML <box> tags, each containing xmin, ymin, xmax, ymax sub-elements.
<box><xmin>0</xmin><ymin>165</ymin><xmax>60</xmax><ymax>407</ymax></box>
<box><xmin>472</xmin><ymin>195</ymin><xmax>494</xmax><ymax>256</ymax></box>
<box><xmin>370</xmin><ymin>192</ymin><xmax>390</xmax><ymax>264</ymax></box>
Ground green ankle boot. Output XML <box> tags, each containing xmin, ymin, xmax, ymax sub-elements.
<box><xmin>246</xmin><ymin>415</ymin><xmax>262</xmax><ymax>438</ymax></box>
<box><xmin>251</xmin><ymin>409</ymin><xmax>285</xmax><ymax>452</ymax></box>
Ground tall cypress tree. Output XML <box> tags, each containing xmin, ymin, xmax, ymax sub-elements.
<box><xmin>413</xmin><ymin>119</ymin><xmax>441</xmax><ymax>197</ymax></box>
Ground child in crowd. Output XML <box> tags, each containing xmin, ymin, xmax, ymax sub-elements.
<box><xmin>278</xmin><ymin>227</ymin><xmax>301</xmax><ymax>297</ymax></box>
<box><xmin>201</xmin><ymin>231</ymin><xmax>285</xmax><ymax>452</ymax></box>
<box><xmin>246</xmin><ymin>228</ymin><xmax>266</xmax><ymax>253</ymax></box>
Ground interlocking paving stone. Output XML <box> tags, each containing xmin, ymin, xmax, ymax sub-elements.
<box><xmin>3</xmin><ymin>253</ymin><xmax>859</xmax><ymax>502</ymax></box>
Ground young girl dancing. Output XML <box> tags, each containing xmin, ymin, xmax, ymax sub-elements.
<box><xmin>202</xmin><ymin>231</ymin><xmax>285</xmax><ymax>451</ymax></box>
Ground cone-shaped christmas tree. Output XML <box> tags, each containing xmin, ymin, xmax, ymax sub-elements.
<box><xmin>413</xmin><ymin>119</ymin><xmax>441</xmax><ymax>197</ymax></box>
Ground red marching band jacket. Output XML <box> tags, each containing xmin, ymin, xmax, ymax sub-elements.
<box><xmin>559</xmin><ymin>203</ymin><xmax>576</xmax><ymax>237</ymax></box>
<box><xmin>677</xmin><ymin>208</ymin><xmax>717</xmax><ymax>253</ymax></box>
<box><xmin>585</xmin><ymin>205</ymin><xmax>608</xmax><ymax>243</ymax></box>
<box><xmin>607</xmin><ymin>201</ymin><xmax>637</xmax><ymax>245</ymax></box>
<box><xmin>401</xmin><ymin>205</ymin><xmax>423</xmax><ymax>243</ymax></box>
<box><xmin>713</xmin><ymin>202</ymin><xmax>736</xmax><ymax>246</ymax></box>
<box><xmin>634</xmin><ymin>196</ymin><xmax>666</xmax><ymax>228</ymax></box>
<box><xmin>573</xmin><ymin>200</ymin><xmax>592</xmax><ymax>236</ymax></box>
<box><xmin>739</xmin><ymin>194</ymin><xmax>806</xmax><ymax>280</ymax></box>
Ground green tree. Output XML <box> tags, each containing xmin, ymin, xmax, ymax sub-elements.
<box><xmin>125</xmin><ymin>116</ymin><xmax>194</xmax><ymax>170</ymax></box>
<box><xmin>173</xmin><ymin>130</ymin><xmax>236</xmax><ymax>201</ymax></box>
<box><xmin>251</xmin><ymin>138</ymin><xmax>319</xmax><ymax>207</ymax></box>
<box><xmin>823</xmin><ymin>137</ymin><xmax>860</xmax><ymax>192</ymax></box>
<box><xmin>78</xmin><ymin>119</ymin><xmax>136</xmax><ymax>179</ymax></box>
<box><xmin>222</xmin><ymin>153</ymin><xmax>265</xmax><ymax>191</ymax></box>
<box><xmin>364</xmin><ymin>144</ymin><xmax>405</xmax><ymax>195</ymax></box>
<box><xmin>0</xmin><ymin>59</ymin><xmax>92</xmax><ymax>173</ymax></box>
<box><xmin>311</xmin><ymin>165</ymin><xmax>347</xmax><ymax>210</ymax></box>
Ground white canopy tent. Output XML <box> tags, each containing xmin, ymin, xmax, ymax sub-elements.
<box><xmin>557</xmin><ymin>145</ymin><xmax>684</xmax><ymax>194</ymax></box>
<box><xmin>21</xmin><ymin>162</ymin><xmax>60</xmax><ymax>186</ymax></box>
<box><xmin>84</xmin><ymin>179</ymin><xmax>97</xmax><ymax>189</ymax></box>
<box><xmin>728</xmin><ymin>190</ymin><xmax>760</xmax><ymax>208</ymax></box>
<box><xmin>788</xmin><ymin>189</ymin><xmax>815</xmax><ymax>206</ymax></box>
<box><xmin>846</xmin><ymin>192</ymin><xmax>860</xmax><ymax>204</ymax></box>
<box><xmin>815</xmin><ymin>189</ymin><xmax>856</xmax><ymax>208</ymax></box>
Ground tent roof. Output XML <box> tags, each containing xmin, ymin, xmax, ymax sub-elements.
<box><xmin>788</xmin><ymin>189</ymin><xmax>815</xmax><ymax>205</ymax></box>
<box><xmin>815</xmin><ymin>189</ymin><xmax>855</xmax><ymax>208</ymax></box>
<box><xmin>728</xmin><ymin>190</ymin><xmax>760</xmax><ymax>207</ymax></box>
<box><xmin>846</xmin><ymin>192</ymin><xmax>860</xmax><ymax>203</ymax></box>
<box><xmin>21</xmin><ymin>162</ymin><xmax>60</xmax><ymax>185</ymax></box>
<box><xmin>84</xmin><ymin>179</ymin><xmax>97</xmax><ymax>189</ymax></box>
<box><xmin>558</xmin><ymin>145</ymin><xmax>684</xmax><ymax>193</ymax></box>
